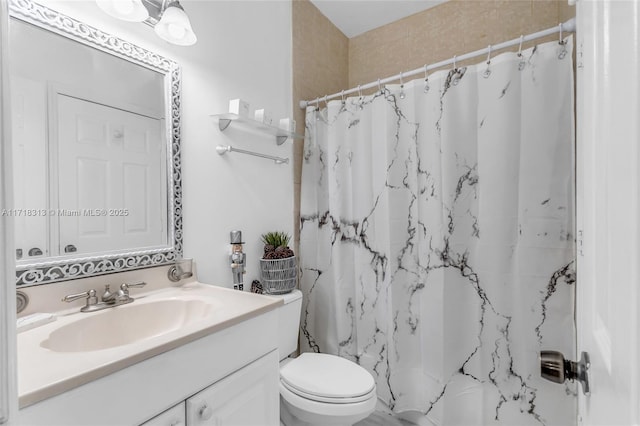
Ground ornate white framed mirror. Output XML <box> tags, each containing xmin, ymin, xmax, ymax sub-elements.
<box><xmin>8</xmin><ymin>0</ymin><xmax>183</xmax><ymax>286</ymax></box>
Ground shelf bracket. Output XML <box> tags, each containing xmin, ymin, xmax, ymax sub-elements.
<box><xmin>276</xmin><ymin>135</ymin><xmax>288</xmax><ymax>146</ymax></box>
<box><xmin>218</xmin><ymin>119</ymin><xmax>232</xmax><ymax>132</ymax></box>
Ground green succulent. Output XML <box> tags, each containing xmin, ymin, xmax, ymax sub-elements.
<box><xmin>261</xmin><ymin>231</ymin><xmax>291</xmax><ymax>248</ymax></box>
<box><xmin>261</xmin><ymin>231</ymin><xmax>294</xmax><ymax>259</ymax></box>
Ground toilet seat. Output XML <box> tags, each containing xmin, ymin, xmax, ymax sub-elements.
<box><xmin>280</xmin><ymin>353</ymin><xmax>376</xmax><ymax>404</ymax></box>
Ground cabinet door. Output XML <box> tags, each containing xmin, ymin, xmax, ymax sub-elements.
<box><xmin>186</xmin><ymin>351</ymin><xmax>279</xmax><ymax>426</ymax></box>
<box><xmin>140</xmin><ymin>402</ymin><xmax>185</xmax><ymax>426</ymax></box>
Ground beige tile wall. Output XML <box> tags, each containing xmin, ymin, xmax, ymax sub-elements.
<box><xmin>349</xmin><ymin>0</ymin><xmax>575</xmax><ymax>88</ymax></box>
<box><xmin>292</xmin><ymin>0</ymin><xmax>575</xmax><ymax>252</ymax></box>
<box><xmin>292</xmin><ymin>0</ymin><xmax>348</xmax><ymax>252</ymax></box>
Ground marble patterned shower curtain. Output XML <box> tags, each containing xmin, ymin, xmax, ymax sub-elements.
<box><xmin>299</xmin><ymin>38</ymin><xmax>576</xmax><ymax>426</ymax></box>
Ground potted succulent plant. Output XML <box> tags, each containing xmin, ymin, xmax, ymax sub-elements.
<box><xmin>259</xmin><ymin>231</ymin><xmax>297</xmax><ymax>294</ymax></box>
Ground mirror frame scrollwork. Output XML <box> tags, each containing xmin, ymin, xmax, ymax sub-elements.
<box><xmin>9</xmin><ymin>0</ymin><xmax>183</xmax><ymax>286</ymax></box>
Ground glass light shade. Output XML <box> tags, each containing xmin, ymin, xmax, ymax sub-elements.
<box><xmin>154</xmin><ymin>3</ymin><xmax>197</xmax><ymax>46</ymax></box>
<box><xmin>96</xmin><ymin>0</ymin><xmax>149</xmax><ymax>22</ymax></box>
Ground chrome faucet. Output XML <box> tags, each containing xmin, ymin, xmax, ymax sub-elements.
<box><xmin>101</xmin><ymin>284</ymin><xmax>117</xmax><ymax>304</ymax></box>
<box><xmin>62</xmin><ymin>281</ymin><xmax>147</xmax><ymax>313</ymax></box>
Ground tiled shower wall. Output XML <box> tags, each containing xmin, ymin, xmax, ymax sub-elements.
<box><xmin>292</xmin><ymin>0</ymin><xmax>349</xmax><ymax>253</ymax></box>
<box><xmin>291</xmin><ymin>0</ymin><xmax>575</xmax><ymax>252</ymax></box>
<box><xmin>348</xmin><ymin>0</ymin><xmax>576</xmax><ymax>88</ymax></box>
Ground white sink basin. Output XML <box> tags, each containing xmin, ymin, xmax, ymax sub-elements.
<box><xmin>18</xmin><ymin>283</ymin><xmax>282</xmax><ymax>408</ymax></box>
<box><xmin>41</xmin><ymin>298</ymin><xmax>214</xmax><ymax>352</ymax></box>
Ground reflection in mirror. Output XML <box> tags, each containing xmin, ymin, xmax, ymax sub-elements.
<box><xmin>9</xmin><ymin>0</ymin><xmax>182</xmax><ymax>286</ymax></box>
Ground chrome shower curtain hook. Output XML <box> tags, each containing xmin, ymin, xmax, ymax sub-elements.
<box><xmin>340</xmin><ymin>90</ymin><xmax>345</xmax><ymax>105</ymax></box>
<box><xmin>518</xmin><ymin>35</ymin><xmax>526</xmax><ymax>70</ymax></box>
<box><xmin>357</xmin><ymin>84</ymin><xmax>362</xmax><ymax>98</ymax></box>
<box><xmin>558</xmin><ymin>23</ymin><xmax>568</xmax><ymax>59</ymax></box>
<box><xmin>377</xmin><ymin>78</ymin><xmax>382</xmax><ymax>94</ymax></box>
<box><xmin>324</xmin><ymin>95</ymin><xmax>328</xmax><ymax>108</ymax></box>
<box><xmin>483</xmin><ymin>45</ymin><xmax>492</xmax><ymax>78</ymax></box>
<box><xmin>399</xmin><ymin>71</ymin><xmax>406</xmax><ymax>99</ymax></box>
<box><xmin>517</xmin><ymin>35</ymin><xmax>524</xmax><ymax>57</ymax></box>
<box><xmin>451</xmin><ymin>56</ymin><xmax>461</xmax><ymax>86</ymax></box>
<box><xmin>423</xmin><ymin>64</ymin><xmax>430</xmax><ymax>93</ymax></box>
<box><xmin>559</xmin><ymin>23</ymin><xmax>564</xmax><ymax>45</ymax></box>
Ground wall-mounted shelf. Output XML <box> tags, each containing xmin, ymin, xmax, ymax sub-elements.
<box><xmin>211</xmin><ymin>113</ymin><xmax>303</xmax><ymax>145</ymax></box>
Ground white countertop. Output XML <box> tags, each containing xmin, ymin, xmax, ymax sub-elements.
<box><xmin>17</xmin><ymin>283</ymin><xmax>282</xmax><ymax>408</ymax></box>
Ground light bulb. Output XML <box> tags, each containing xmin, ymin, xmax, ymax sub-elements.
<box><xmin>113</xmin><ymin>0</ymin><xmax>134</xmax><ymax>15</ymax></box>
<box><xmin>96</xmin><ymin>0</ymin><xmax>149</xmax><ymax>22</ymax></box>
<box><xmin>154</xmin><ymin>1</ymin><xmax>197</xmax><ymax>46</ymax></box>
<box><xmin>167</xmin><ymin>23</ymin><xmax>186</xmax><ymax>40</ymax></box>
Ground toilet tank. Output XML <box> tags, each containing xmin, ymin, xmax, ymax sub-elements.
<box><xmin>274</xmin><ymin>289</ymin><xmax>303</xmax><ymax>361</ymax></box>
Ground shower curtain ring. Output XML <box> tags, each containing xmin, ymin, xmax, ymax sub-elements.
<box><xmin>423</xmin><ymin>64</ymin><xmax>430</xmax><ymax>93</ymax></box>
<box><xmin>341</xmin><ymin>90</ymin><xmax>345</xmax><ymax>104</ymax></box>
<box><xmin>558</xmin><ymin>23</ymin><xmax>564</xmax><ymax>45</ymax></box>
<box><xmin>518</xmin><ymin>35</ymin><xmax>527</xmax><ymax>70</ymax></box>
<box><xmin>377</xmin><ymin>78</ymin><xmax>382</xmax><ymax>93</ymax></box>
<box><xmin>358</xmin><ymin>84</ymin><xmax>362</xmax><ymax>98</ymax></box>
<box><xmin>483</xmin><ymin>45</ymin><xmax>492</xmax><ymax>78</ymax></box>
<box><xmin>517</xmin><ymin>35</ymin><xmax>524</xmax><ymax>57</ymax></box>
<box><xmin>557</xmin><ymin>23</ymin><xmax>568</xmax><ymax>59</ymax></box>
<box><xmin>453</xmin><ymin>55</ymin><xmax>457</xmax><ymax>70</ymax></box>
<box><xmin>399</xmin><ymin>71</ymin><xmax>406</xmax><ymax>99</ymax></box>
<box><xmin>324</xmin><ymin>95</ymin><xmax>328</xmax><ymax>108</ymax></box>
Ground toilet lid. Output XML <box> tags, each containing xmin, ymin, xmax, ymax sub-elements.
<box><xmin>280</xmin><ymin>353</ymin><xmax>375</xmax><ymax>400</ymax></box>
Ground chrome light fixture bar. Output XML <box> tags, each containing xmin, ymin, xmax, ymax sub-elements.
<box><xmin>96</xmin><ymin>0</ymin><xmax>197</xmax><ymax>46</ymax></box>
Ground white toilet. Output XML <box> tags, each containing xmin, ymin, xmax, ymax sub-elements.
<box><xmin>274</xmin><ymin>290</ymin><xmax>377</xmax><ymax>426</ymax></box>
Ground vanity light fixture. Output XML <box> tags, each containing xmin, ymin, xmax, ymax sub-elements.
<box><xmin>96</xmin><ymin>0</ymin><xmax>149</xmax><ymax>22</ymax></box>
<box><xmin>154</xmin><ymin>0</ymin><xmax>197</xmax><ymax>46</ymax></box>
<box><xmin>96</xmin><ymin>0</ymin><xmax>197</xmax><ymax>46</ymax></box>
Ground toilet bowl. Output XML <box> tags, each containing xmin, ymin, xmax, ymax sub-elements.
<box><xmin>274</xmin><ymin>290</ymin><xmax>377</xmax><ymax>426</ymax></box>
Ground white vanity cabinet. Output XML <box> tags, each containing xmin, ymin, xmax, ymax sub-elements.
<box><xmin>186</xmin><ymin>351</ymin><xmax>279</xmax><ymax>426</ymax></box>
<box><xmin>141</xmin><ymin>351</ymin><xmax>279</xmax><ymax>426</ymax></box>
<box><xmin>17</xmin><ymin>307</ymin><xmax>280</xmax><ymax>426</ymax></box>
<box><xmin>141</xmin><ymin>403</ymin><xmax>186</xmax><ymax>426</ymax></box>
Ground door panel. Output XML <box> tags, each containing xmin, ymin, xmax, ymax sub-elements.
<box><xmin>576</xmin><ymin>1</ymin><xmax>640</xmax><ymax>424</ymax></box>
<box><xmin>56</xmin><ymin>93</ymin><xmax>166</xmax><ymax>256</ymax></box>
<box><xmin>10</xmin><ymin>76</ymin><xmax>48</xmax><ymax>260</ymax></box>
<box><xmin>186</xmin><ymin>351</ymin><xmax>279</xmax><ymax>426</ymax></box>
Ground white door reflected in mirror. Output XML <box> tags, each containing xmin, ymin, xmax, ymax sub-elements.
<box><xmin>56</xmin><ymin>94</ymin><xmax>167</xmax><ymax>257</ymax></box>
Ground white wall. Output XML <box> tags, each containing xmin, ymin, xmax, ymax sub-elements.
<box><xmin>31</xmin><ymin>0</ymin><xmax>294</xmax><ymax>288</ymax></box>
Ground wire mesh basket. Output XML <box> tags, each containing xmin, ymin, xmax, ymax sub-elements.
<box><xmin>259</xmin><ymin>256</ymin><xmax>297</xmax><ymax>294</ymax></box>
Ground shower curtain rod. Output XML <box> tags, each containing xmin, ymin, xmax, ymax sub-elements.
<box><xmin>299</xmin><ymin>17</ymin><xmax>576</xmax><ymax>109</ymax></box>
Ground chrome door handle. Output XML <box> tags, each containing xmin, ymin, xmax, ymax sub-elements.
<box><xmin>540</xmin><ymin>350</ymin><xmax>590</xmax><ymax>395</ymax></box>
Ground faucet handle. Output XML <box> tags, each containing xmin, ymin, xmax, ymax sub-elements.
<box><xmin>62</xmin><ymin>289</ymin><xmax>96</xmax><ymax>303</ymax></box>
<box><xmin>62</xmin><ymin>289</ymin><xmax>98</xmax><ymax>311</ymax></box>
<box><xmin>122</xmin><ymin>281</ymin><xmax>146</xmax><ymax>289</ymax></box>
<box><xmin>119</xmin><ymin>281</ymin><xmax>147</xmax><ymax>298</ymax></box>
